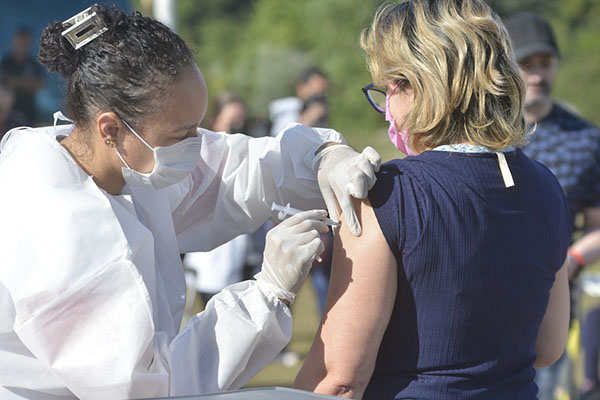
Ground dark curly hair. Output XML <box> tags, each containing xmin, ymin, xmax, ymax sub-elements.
<box><xmin>38</xmin><ymin>4</ymin><xmax>194</xmax><ymax>128</ymax></box>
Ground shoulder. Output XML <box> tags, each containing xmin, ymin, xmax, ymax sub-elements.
<box><xmin>0</xmin><ymin>126</ymin><xmax>86</xmax><ymax>186</ymax></box>
<box><xmin>517</xmin><ymin>150</ymin><xmax>571</xmax><ymax>221</ymax></box>
<box><xmin>545</xmin><ymin>104</ymin><xmax>599</xmax><ymax>134</ymax></box>
<box><xmin>369</xmin><ymin>153</ymin><xmax>453</xmax><ymax>204</ymax></box>
<box><xmin>370</xmin><ymin>158</ymin><xmax>418</xmax><ymax>206</ymax></box>
<box><xmin>0</xmin><ymin>128</ymin><xmax>132</xmax><ymax>289</ymax></box>
<box><xmin>527</xmin><ymin>153</ymin><xmax>565</xmax><ymax>191</ymax></box>
<box><xmin>368</xmin><ymin>156</ymin><xmax>433</xmax><ymax>259</ymax></box>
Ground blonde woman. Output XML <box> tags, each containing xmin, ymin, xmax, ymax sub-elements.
<box><xmin>294</xmin><ymin>1</ymin><xmax>571</xmax><ymax>399</ymax></box>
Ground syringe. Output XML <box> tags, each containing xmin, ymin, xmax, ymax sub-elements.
<box><xmin>271</xmin><ymin>202</ymin><xmax>339</xmax><ymax>263</ymax></box>
<box><xmin>271</xmin><ymin>202</ymin><xmax>340</xmax><ymax>228</ymax></box>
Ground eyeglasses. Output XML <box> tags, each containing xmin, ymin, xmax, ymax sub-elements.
<box><xmin>362</xmin><ymin>80</ymin><xmax>406</xmax><ymax>114</ymax></box>
<box><xmin>362</xmin><ymin>83</ymin><xmax>387</xmax><ymax>114</ymax></box>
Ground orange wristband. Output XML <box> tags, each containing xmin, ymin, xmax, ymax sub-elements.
<box><xmin>568</xmin><ymin>248</ymin><xmax>586</xmax><ymax>268</ymax></box>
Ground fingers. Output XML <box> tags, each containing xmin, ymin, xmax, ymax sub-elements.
<box><xmin>291</xmin><ymin>219</ymin><xmax>329</xmax><ymax>235</ymax></box>
<box><xmin>362</xmin><ymin>146</ymin><xmax>382</xmax><ymax>172</ymax></box>
<box><xmin>347</xmin><ymin>169</ymin><xmax>369</xmax><ymax>199</ymax></box>
<box><xmin>356</xmin><ymin>158</ymin><xmax>378</xmax><ymax>191</ymax></box>
<box><xmin>333</xmin><ymin>182</ymin><xmax>361</xmax><ymax>236</ymax></box>
<box><xmin>279</xmin><ymin>209</ymin><xmax>327</xmax><ymax>228</ymax></box>
<box><xmin>299</xmin><ymin>237</ymin><xmax>325</xmax><ymax>265</ymax></box>
<box><xmin>294</xmin><ymin>230</ymin><xmax>323</xmax><ymax>247</ymax></box>
<box><xmin>321</xmin><ymin>186</ymin><xmax>341</xmax><ymax>224</ymax></box>
<box><xmin>351</xmin><ymin>148</ymin><xmax>380</xmax><ymax>195</ymax></box>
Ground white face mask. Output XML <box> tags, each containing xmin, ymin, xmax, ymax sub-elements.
<box><xmin>115</xmin><ymin>119</ymin><xmax>202</xmax><ymax>190</ymax></box>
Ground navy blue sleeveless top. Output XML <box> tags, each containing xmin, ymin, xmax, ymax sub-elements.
<box><xmin>364</xmin><ymin>149</ymin><xmax>571</xmax><ymax>399</ymax></box>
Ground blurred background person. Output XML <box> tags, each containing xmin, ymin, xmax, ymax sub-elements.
<box><xmin>0</xmin><ymin>26</ymin><xmax>44</xmax><ymax>126</ymax></box>
<box><xmin>206</xmin><ymin>91</ymin><xmax>249</xmax><ymax>134</ymax></box>
<box><xmin>269</xmin><ymin>67</ymin><xmax>328</xmax><ymax>136</ymax></box>
<box><xmin>505</xmin><ymin>12</ymin><xmax>600</xmax><ymax>400</ymax></box>
<box><xmin>0</xmin><ymin>82</ymin><xmax>27</xmax><ymax>141</ymax></box>
<box><xmin>299</xmin><ymin>96</ymin><xmax>329</xmax><ymax>129</ymax></box>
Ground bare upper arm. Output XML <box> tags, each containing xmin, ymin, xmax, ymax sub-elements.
<box><xmin>294</xmin><ymin>197</ymin><xmax>397</xmax><ymax>397</ymax></box>
<box><xmin>534</xmin><ymin>259</ymin><xmax>570</xmax><ymax>368</ymax></box>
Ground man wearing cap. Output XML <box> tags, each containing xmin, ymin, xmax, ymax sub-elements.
<box><xmin>505</xmin><ymin>11</ymin><xmax>600</xmax><ymax>400</ymax></box>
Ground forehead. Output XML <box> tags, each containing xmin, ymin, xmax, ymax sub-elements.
<box><xmin>223</xmin><ymin>102</ymin><xmax>246</xmax><ymax>113</ymax></box>
<box><xmin>308</xmin><ymin>75</ymin><xmax>327</xmax><ymax>85</ymax></box>
<box><xmin>147</xmin><ymin>65</ymin><xmax>207</xmax><ymax>130</ymax></box>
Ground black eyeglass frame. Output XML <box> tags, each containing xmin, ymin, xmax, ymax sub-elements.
<box><xmin>361</xmin><ymin>83</ymin><xmax>387</xmax><ymax>114</ymax></box>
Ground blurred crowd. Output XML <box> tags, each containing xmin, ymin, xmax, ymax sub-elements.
<box><xmin>0</xmin><ymin>26</ymin><xmax>44</xmax><ymax>140</ymax></box>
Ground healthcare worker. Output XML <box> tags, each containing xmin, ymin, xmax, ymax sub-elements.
<box><xmin>0</xmin><ymin>5</ymin><xmax>381</xmax><ymax>399</ymax></box>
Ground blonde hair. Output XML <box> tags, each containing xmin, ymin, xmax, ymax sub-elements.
<box><xmin>360</xmin><ymin>0</ymin><xmax>527</xmax><ymax>151</ymax></box>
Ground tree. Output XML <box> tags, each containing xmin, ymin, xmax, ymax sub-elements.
<box><xmin>174</xmin><ymin>0</ymin><xmax>600</xmax><ymax>138</ymax></box>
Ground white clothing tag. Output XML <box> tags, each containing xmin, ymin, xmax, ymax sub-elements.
<box><xmin>496</xmin><ymin>151</ymin><xmax>514</xmax><ymax>188</ymax></box>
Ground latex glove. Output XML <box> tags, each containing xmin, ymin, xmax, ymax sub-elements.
<box><xmin>255</xmin><ymin>209</ymin><xmax>329</xmax><ymax>304</ymax></box>
<box><xmin>313</xmin><ymin>144</ymin><xmax>381</xmax><ymax>236</ymax></box>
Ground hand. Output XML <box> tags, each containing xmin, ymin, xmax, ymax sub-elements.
<box><xmin>315</xmin><ymin>144</ymin><xmax>381</xmax><ymax>236</ymax></box>
<box><xmin>255</xmin><ymin>209</ymin><xmax>329</xmax><ymax>304</ymax></box>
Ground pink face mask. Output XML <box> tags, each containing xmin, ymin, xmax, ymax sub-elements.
<box><xmin>385</xmin><ymin>80</ymin><xmax>417</xmax><ymax>156</ymax></box>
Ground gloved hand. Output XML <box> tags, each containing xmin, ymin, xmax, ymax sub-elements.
<box><xmin>255</xmin><ymin>209</ymin><xmax>329</xmax><ymax>304</ymax></box>
<box><xmin>313</xmin><ymin>144</ymin><xmax>381</xmax><ymax>236</ymax></box>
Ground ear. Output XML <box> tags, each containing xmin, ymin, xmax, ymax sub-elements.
<box><xmin>96</xmin><ymin>112</ymin><xmax>123</xmax><ymax>143</ymax></box>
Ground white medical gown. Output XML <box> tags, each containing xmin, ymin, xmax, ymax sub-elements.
<box><xmin>0</xmin><ymin>123</ymin><xmax>342</xmax><ymax>399</ymax></box>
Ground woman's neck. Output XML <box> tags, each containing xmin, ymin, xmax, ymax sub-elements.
<box><xmin>60</xmin><ymin>130</ymin><xmax>125</xmax><ymax>195</ymax></box>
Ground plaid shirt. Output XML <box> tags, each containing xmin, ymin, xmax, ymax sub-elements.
<box><xmin>521</xmin><ymin>104</ymin><xmax>600</xmax><ymax>220</ymax></box>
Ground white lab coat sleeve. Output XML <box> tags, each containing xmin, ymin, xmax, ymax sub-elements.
<box><xmin>167</xmin><ymin>281</ymin><xmax>292</xmax><ymax>395</ymax></box>
<box><xmin>170</xmin><ymin>123</ymin><xmax>344</xmax><ymax>253</ymax></box>
<box><xmin>14</xmin><ymin>265</ymin><xmax>290</xmax><ymax>399</ymax></box>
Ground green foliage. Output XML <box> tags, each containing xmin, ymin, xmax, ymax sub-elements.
<box><xmin>484</xmin><ymin>0</ymin><xmax>556</xmax><ymax>17</ymax></box>
<box><xmin>551</xmin><ymin>0</ymin><xmax>600</xmax><ymax>126</ymax></box>
<box><xmin>172</xmin><ymin>0</ymin><xmax>600</xmax><ymax>139</ymax></box>
<box><xmin>176</xmin><ymin>0</ymin><xmax>383</xmax><ymax>135</ymax></box>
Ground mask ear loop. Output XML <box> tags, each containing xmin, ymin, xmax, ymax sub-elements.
<box><xmin>110</xmin><ymin>119</ymin><xmax>144</xmax><ymax>169</ymax></box>
<box><xmin>115</xmin><ymin>119</ymin><xmax>156</xmax><ymax>170</ymax></box>
<box><xmin>120</xmin><ymin>119</ymin><xmax>154</xmax><ymax>151</ymax></box>
<box><xmin>113</xmin><ymin>144</ymin><xmax>132</xmax><ymax>169</ymax></box>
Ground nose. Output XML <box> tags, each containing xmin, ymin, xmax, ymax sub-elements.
<box><xmin>523</xmin><ymin>67</ymin><xmax>544</xmax><ymax>86</ymax></box>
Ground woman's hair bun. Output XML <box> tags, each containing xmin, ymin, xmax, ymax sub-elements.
<box><xmin>38</xmin><ymin>21</ymin><xmax>80</xmax><ymax>76</ymax></box>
